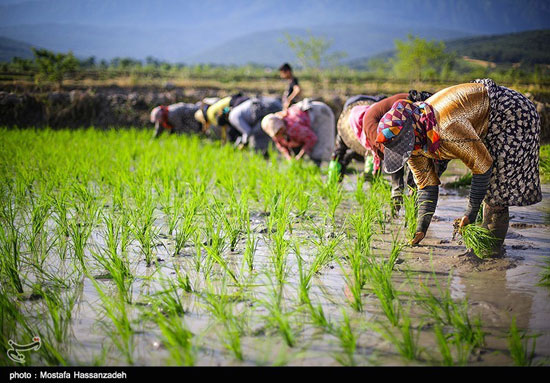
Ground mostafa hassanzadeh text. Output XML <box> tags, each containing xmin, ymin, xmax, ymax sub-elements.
<box><xmin>9</xmin><ymin>370</ymin><xmax>128</xmax><ymax>380</ymax></box>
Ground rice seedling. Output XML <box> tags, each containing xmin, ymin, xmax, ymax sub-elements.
<box><xmin>338</xmin><ymin>245</ymin><xmax>368</xmax><ymax>312</ymax></box>
<box><xmin>266</xmin><ymin>206</ymin><xmax>292</xmax><ymax>285</ymax></box>
<box><xmin>316</xmin><ymin>176</ymin><xmax>343</xmax><ymax>227</ymax></box>
<box><xmin>90</xmin><ymin>277</ymin><xmax>135</xmax><ymax>365</ymax></box>
<box><xmin>35</xmin><ymin>285</ymin><xmax>79</xmax><ymax>345</ymax></box>
<box><xmin>455</xmin><ymin>224</ymin><xmax>499</xmax><ymax>259</ymax></box>
<box><xmin>365</xmin><ymin>239</ymin><xmax>404</xmax><ymax>326</ymax></box>
<box><xmin>538</xmin><ymin>257</ymin><xmax>550</xmax><ymax>287</ymax></box>
<box><xmin>201</xmin><ymin>280</ymin><xmax>248</xmax><ymax>361</ymax></box>
<box><xmin>375</xmin><ymin>308</ymin><xmax>422</xmax><ymax>361</ymax></box>
<box><xmin>212</xmin><ymin>196</ymin><xmax>242</xmax><ymax>252</ymax></box>
<box><xmin>337</xmin><ymin>206</ymin><xmax>379</xmax><ymax>312</ymax></box>
<box><xmin>354</xmin><ymin>173</ymin><xmax>367</xmax><ymax>206</ymax></box>
<box><xmin>333</xmin><ymin>309</ymin><xmax>357</xmax><ymax>366</ymax></box>
<box><xmin>311</xmin><ymin>237</ymin><xmax>341</xmax><ymax>276</ymax></box>
<box><xmin>432</xmin><ymin>323</ymin><xmax>472</xmax><ymax>366</ymax></box>
<box><xmin>155</xmin><ymin>175</ymin><xmax>176</xmax><ymax>233</ymax></box>
<box><xmin>433</xmin><ymin>324</ymin><xmax>454</xmax><ymax>366</ymax></box>
<box><xmin>150</xmin><ymin>278</ymin><xmax>188</xmax><ymax>317</ymax></box>
<box><xmin>129</xmin><ymin>197</ymin><xmax>159</xmax><ymax>267</ymax></box>
<box><xmin>243</xmin><ymin>221</ymin><xmax>258</xmax><ymax>273</ymax></box>
<box><xmin>0</xmin><ymin>200</ymin><xmax>25</xmax><ymax>294</ymax></box>
<box><xmin>0</xmin><ymin>288</ymin><xmax>67</xmax><ymax>366</ymax></box>
<box><xmin>173</xmin><ymin>197</ymin><xmax>199</xmax><ymax>256</ymax></box>
<box><xmin>507</xmin><ymin>317</ymin><xmax>538</xmax><ymax>366</ymax></box>
<box><xmin>259</xmin><ymin>281</ymin><xmax>296</xmax><ymax>348</ymax></box>
<box><xmin>293</xmin><ymin>243</ymin><xmax>333</xmax><ymax>334</ymax></box>
<box><xmin>191</xmin><ymin>232</ymin><xmax>204</xmax><ymax>273</ymax></box>
<box><xmin>173</xmin><ymin>263</ymin><xmax>193</xmax><ymax>293</ymax></box>
<box><xmin>201</xmin><ymin>213</ymin><xmax>243</xmax><ymax>286</ymax></box>
<box><xmin>26</xmin><ymin>193</ymin><xmax>52</xmax><ymax>263</ymax></box>
<box><xmin>67</xmin><ymin>218</ymin><xmax>94</xmax><ymax>270</ymax></box>
<box><xmin>414</xmin><ymin>269</ymin><xmax>485</xmax><ymax>355</ymax></box>
<box><xmin>295</xmin><ymin>244</ymin><xmax>313</xmax><ymax>305</ymax></box>
<box><xmin>368</xmin><ymin>176</ymin><xmax>392</xmax><ymax>233</ymax></box>
<box><xmin>155</xmin><ymin>311</ymin><xmax>196</xmax><ymax>366</ymax></box>
<box><xmin>295</xmin><ymin>190</ymin><xmax>312</xmax><ymax>218</ymax></box>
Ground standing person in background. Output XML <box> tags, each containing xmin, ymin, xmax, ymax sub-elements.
<box><xmin>279</xmin><ymin>63</ymin><xmax>301</xmax><ymax>111</ymax></box>
<box><xmin>150</xmin><ymin>102</ymin><xmax>202</xmax><ymax>138</ymax></box>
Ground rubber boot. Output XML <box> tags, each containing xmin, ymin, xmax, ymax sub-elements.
<box><xmin>481</xmin><ymin>203</ymin><xmax>509</xmax><ymax>258</ymax></box>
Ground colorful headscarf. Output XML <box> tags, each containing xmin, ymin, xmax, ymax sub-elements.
<box><xmin>376</xmin><ymin>99</ymin><xmax>440</xmax><ymax>153</ymax></box>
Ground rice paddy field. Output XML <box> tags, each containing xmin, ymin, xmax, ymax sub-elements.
<box><xmin>1</xmin><ymin>127</ymin><xmax>549</xmax><ymax>366</ymax></box>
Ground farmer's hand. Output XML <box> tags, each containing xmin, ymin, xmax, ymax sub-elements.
<box><xmin>295</xmin><ymin>148</ymin><xmax>306</xmax><ymax>160</ymax></box>
<box><xmin>410</xmin><ymin>232</ymin><xmax>425</xmax><ymax>245</ymax></box>
<box><xmin>458</xmin><ymin>215</ymin><xmax>470</xmax><ymax>233</ymax></box>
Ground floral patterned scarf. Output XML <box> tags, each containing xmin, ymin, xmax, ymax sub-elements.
<box><xmin>376</xmin><ymin>99</ymin><xmax>440</xmax><ymax>153</ymax></box>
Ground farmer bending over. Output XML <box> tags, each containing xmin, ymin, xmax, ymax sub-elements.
<box><xmin>376</xmin><ymin>79</ymin><xmax>542</xmax><ymax>256</ymax></box>
<box><xmin>261</xmin><ymin>100</ymin><xmax>335</xmax><ymax>166</ymax></box>
<box><xmin>228</xmin><ymin>97</ymin><xmax>282</xmax><ymax>152</ymax></box>
<box><xmin>150</xmin><ymin>102</ymin><xmax>201</xmax><ymax>138</ymax></box>
<box><xmin>194</xmin><ymin>94</ymin><xmax>249</xmax><ymax>143</ymax></box>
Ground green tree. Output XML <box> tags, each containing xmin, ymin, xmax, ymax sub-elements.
<box><xmin>367</xmin><ymin>57</ymin><xmax>392</xmax><ymax>79</ymax></box>
<box><xmin>283</xmin><ymin>32</ymin><xmax>347</xmax><ymax>70</ymax></box>
<box><xmin>393</xmin><ymin>35</ymin><xmax>449</xmax><ymax>82</ymax></box>
<box><xmin>32</xmin><ymin>48</ymin><xmax>79</xmax><ymax>88</ymax></box>
<box><xmin>11</xmin><ymin>56</ymin><xmax>35</xmax><ymax>72</ymax></box>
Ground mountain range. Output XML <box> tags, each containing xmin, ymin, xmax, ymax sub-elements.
<box><xmin>0</xmin><ymin>0</ymin><xmax>549</xmax><ymax>65</ymax></box>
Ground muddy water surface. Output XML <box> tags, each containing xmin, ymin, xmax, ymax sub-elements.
<box><xmin>17</xmin><ymin>163</ymin><xmax>550</xmax><ymax>366</ymax></box>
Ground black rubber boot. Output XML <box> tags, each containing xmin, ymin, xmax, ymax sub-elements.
<box><xmin>481</xmin><ymin>203</ymin><xmax>509</xmax><ymax>258</ymax></box>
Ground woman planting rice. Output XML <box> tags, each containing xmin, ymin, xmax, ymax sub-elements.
<box><xmin>261</xmin><ymin>100</ymin><xmax>335</xmax><ymax>166</ymax></box>
<box><xmin>376</xmin><ymin>78</ymin><xmax>542</xmax><ymax>256</ymax></box>
<box><xmin>150</xmin><ymin>102</ymin><xmax>202</xmax><ymax>138</ymax></box>
<box><xmin>330</xmin><ymin>91</ymin><xmax>444</xmax><ymax>210</ymax></box>
<box><xmin>329</xmin><ymin>94</ymin><xmax>389</xmax><ymax>181</ymax></box>
<box><xmin>194</xmin><ymin>94</ymin><xmax>249</xmax><ymax>143</ymax></box>
<box><xmin>228</xmin><ymin>97</ymin><xmax>282</xmax><ymax>151</ymax></box>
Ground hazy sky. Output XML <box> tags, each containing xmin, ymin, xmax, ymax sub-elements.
<box><xmin>0</xmin><ymin>0</ymin><xmax>548</xmax><ymax>64</ymax></box>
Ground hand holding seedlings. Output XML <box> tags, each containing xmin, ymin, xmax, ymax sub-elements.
<box><xmin>452</xmin><ymin>218</ymin><xmax>499</xmax><ymax>259</ymax></box>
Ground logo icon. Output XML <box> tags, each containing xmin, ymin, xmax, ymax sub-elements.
<box><xmin>7</xmin><ymin>337</ymin><xmax>41</xmax><ymax>363</ymax></box>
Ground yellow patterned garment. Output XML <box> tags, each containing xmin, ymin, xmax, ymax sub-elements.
<box><xmin>408</xmin><ymin>83</ymin><xmax>493</xmax><ymax>189</ymax></box>
<box><xmin>206</xmin><ymin>96</ymin><xmax>232</xmax><ymax>126</ymax></box>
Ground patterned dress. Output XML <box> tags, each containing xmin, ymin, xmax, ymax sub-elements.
<box><xmin>473</xmin><ymin>78</ymin><xmax>542</xmax><ymax>207</ymax></box>
<box><xmin>273</xmin><ymin>105</ymin><xmax>318</xmax><ymax>155</ymax></box>
<box><xmin>405</xmin><ymin>80</ymin><xmax>541</xmax><ymax>208</ymax></box>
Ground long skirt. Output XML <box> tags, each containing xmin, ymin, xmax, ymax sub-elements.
<box><xmin>473</xmin><ymin>78</ymin><xmax>542</xmax><ymax>207</ymax></box>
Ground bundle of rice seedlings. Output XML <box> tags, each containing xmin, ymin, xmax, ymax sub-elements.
<box><xmin>458</xmin><ymin>224</ymin><xmax>499</xmax><ymax>259</ymax></box>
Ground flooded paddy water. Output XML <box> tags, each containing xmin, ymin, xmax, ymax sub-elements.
<box><xmin>0</xmin><ymin>129</ymin><xmax>549</xmax><ymax>366</ymax></box>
